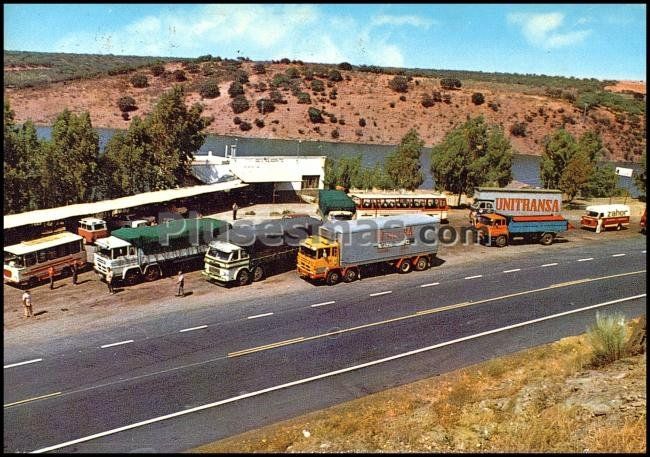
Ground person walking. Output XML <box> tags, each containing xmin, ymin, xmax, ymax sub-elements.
<box><xmin>22</xmin><ymin>290</ymin><xmax>33</xmax><ymax>318</ymax></box>
<box><xmin>176</xmin><ymin>270</ymin><xmax>185</xmax><ymax>297</ymax></box>
<box><xmin>232</xmin><ymin>202</ymin><xmax>238</xmax><ymax>221</ymax></box>
<box><xmin>48</xmin><ymin>266</ymin><xmax>55</xmax><ymax>289</ymax></box>
<box><xmin>106</xmin><ymin>269</ymin><xmax>115</xmax><ymax>294</ymax></box>
<box><xmin>71</xmin><ymin>263</ymin><xmax>78</xmax><ymax>285</ymax></box>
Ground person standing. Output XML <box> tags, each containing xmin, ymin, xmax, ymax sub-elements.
<box><xmin>48</xmin><ymin>266</ymin><xmax>55</xmax><ymax>289</ymax></box>
<box><xmin>22</xmin><ymin>290</ymin><xmax>33</xmax><ymax>318</ymax></box>
<box><xmin>71</xmin><ymin>263</ymin><xmax>78</xmax><ymax>285</ymax></box>
<box><xmin>176</xmin><ymin>270</ymin><xmax>185</xmax><ymax>297</ymax></box>
<box><xmin>232</xmin><ymin>202</ymin><xmax>238</xmax><ymax>221</ymax></box>
<box><xmin>106</xmin><ymin>269</ymin><xmax>115</xmax><ymax>294</ymax></box>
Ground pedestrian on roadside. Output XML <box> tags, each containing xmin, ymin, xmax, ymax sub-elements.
<box><xmin>106</xmin><ymin>269</ymin><xmax>115</xmax><ymax>294</ymax></box>
<box><xmin>232</xmin><ymin>202</ymin><xmax>238</xmax><ymax>221</ymax></box>
<box><xmin>22</xmin><ymin>290</ymin><xmax>33</xmax><ymax>318</ymax></box>
<box><xmin>71</xmin><ymin>263</ymin><xmax>78</xmax><ymax>285</ymax></box>
<box><xmin>176</xmin><ymin>270</ymin><xmax>185</xmax><ymax>297</ymax></box>
<box><xmin>48</xmin><ymin>266</ymin><xmax>55</xmax><ymax>289</ymax></box>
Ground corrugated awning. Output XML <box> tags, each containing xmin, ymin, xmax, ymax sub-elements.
<box><xmin>4</xmin><ymin>180</ymin><xmax>248</xmax><ymax>230</ymax></box>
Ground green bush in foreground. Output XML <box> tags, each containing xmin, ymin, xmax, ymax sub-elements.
<box><xmin>587</xmin><ymin>311</ymin><xmax>629</xmax><ymax>367</ymax></box>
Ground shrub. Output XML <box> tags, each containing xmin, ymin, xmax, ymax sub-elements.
<box><xmin>185</xmin><ymin>63</ymin><xmax>200</xmax><ymax>74</ymax></box>
<box><xmin>488</xmin><ymin>101</ymin><xmax>499</xmax><ymax>112</ymax></box>
<box><xmin>117</xmin><ymin>96</ymin><xmax>137</xmax><ymax>112</ymax></box>
<box><xmin>199</xmin><ymin>79</ymin><xmax>220</xmax><ymax>98</ymax></box>
<box><xmin>256</xmin><ymin>82</ymin><xmax>267</xmax><ymax>92</ymax></box>
<box><xmin>196</xmin><ymin>54</ymin><xmax>212</xmax><ymax>62</ymax></box>
<box><xmin>308</xmin><ymin>107</ymin><xmax>324</xmax><ymax>123</ymax></box>
<box><xmin>172</xmin><ymin>69</ymin><xmax>187</xmax><ymax>82</ymax></box>
<box><xmin>270</xmin><ymin>90</ymin><xmax>286</xmax><ymax>104</ymax></box>
<box><xmin>150</xmin><ymin>64</ymin><xmax>165</xmax><ymax>77</ymax></box>
<box><xmin>130</xmin><ymin>73</ymin><xmax>148</xmax><ymax>88</ymax></box>
<box><xmin>587</xmin><ymin>311</ymin><xmax>629</xmax><ymax>367</ymax></box>
<box><xmin>440</xmin><ymin>77</ymin><xmax>462</xmax><ymax>90</ymax></box>
<box><xmin>234</xmin><ymin>69</ymin><xmax>249</xmax><ymax>84</ymax></box>
<box><xmin>442</xmin><ymin>94</ymin><xmax>452</xmax><ymax>104</ymax></box>
<box><xmin>254</xmin><ymin>118</ymin><xmax>264</xmax><ymax>128</ymax></box>
<box><xmin>239</xmin><ymin>120</ymin><xmax>252</xmax><ymax>131</ymax></box>
<box><xmin>271</xmin><ymin>73</ymin><xmax>290</xmax><ymax>88</ymax></box>
<box><xmin>431</xmin><ymin>91</ymin><xmax>442</xmax><ymax>102</ymax></box>
<box><xmin>359</xmin><ymin>118</ymin><xmax>366</xmax><ymax>127</ymax></box>
<box><xmin>228</xmin><ymin>81</ymin><xmax>245</xmax><ymax>98</ymax></box>
<box><xmin>421</xmin><ymin>93</ymin><xmax>434</xmax><ymax>108</ymax></box>
<box><xmin>329</xmin><ymin>115</ymin><xmax>337</xmax><ymax>123</ymax></box>
<box><xmin>388</xmin><ymin>75</ymin><xmax>409</xmax><ymax>93</ymax></box>
<box><xmin>201</xmin><ymin>63</ymin><xmax>215</xmax><ymax>76</ymax></box>
<box><xmin>252</xmin><ymin>63</ymin><xmax>266</xmax><ymax>74</ymax></box>
<box><xmin>510</xmin><ymin>122</ymin><xmax>527</xmax><ymax>137</ymax></box>
<box><xmin>231</xmin><ymin>94</ymin><xmax>250</xmax><ymax>114</ymax></box>
<box><xmin>280</xmin><ymin>57</ymin><xmax>291</xmax><ymax>64</ymax></box>
<box><xmin>338</xmin><ymin>62</ymin><xmax>353</xmax><ymax>71</ymax></box>
<box><xmin>233</xmin><ymin>116</ymin><xmax>241</xmax><ymax>125</ymax></box>
<box><xmin>256</xmin><ymin>98</ymin><xmax>275</xmax><ymax>114</ymax></box>
<box><xmin>296</xmin><ymin>92</ymin><xmax>312</xmax><ymax>104</ymax></box>
<box><xmin>311</xmin><ymin>79</ymin><xmax>325</xmax><ymax>93</ymax></box>
<box><xmin>471</xmin><ymin>92</ymin><xmax>485</xmax><ymax>105</ymax></box>
<box><xmin>331</xmin><ymin>128</ymin><xmax>340</xmax><ymax>139</ymax></box>
<box><xmin>399</xmin><ymin>95</ymin><xmax>407</xmax><ymax>102</ymax></box>
<box><xmin>303</xmin><ymin>68</ymin><xmax>314</xmax><ymax>81</ymax></box>
<box><xmin>328</xmin><ymin>69</ymin><xmax>343</xmax><ymax>82</ymax></box>
<box><xmin>286</xmin><ymin>66</ymin><xmax>301</xmax><ymax>79</ymax></box>
<box><xmin>389</xmin><ymin>102</ymin><xmax>396</xmax><ymax>108</ymax></box>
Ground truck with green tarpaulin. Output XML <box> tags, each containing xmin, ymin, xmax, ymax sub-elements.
<box><xmin>318</xmin><ymin>189</ymin><xmax>356</xmax><ymax>221</ymax></box>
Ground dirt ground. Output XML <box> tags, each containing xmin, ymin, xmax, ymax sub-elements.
<box><xmin>3</xmin><ymin>200</ymin><xmax>646</xmax><ymax>332</ymax></box>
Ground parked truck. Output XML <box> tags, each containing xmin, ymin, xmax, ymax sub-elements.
<box><xmin>318</xmin><ymin>189</ymin><xmax>357</xmax><ymax>221</ymax></box>
<box><xmin>469</xmin><ymin>187</ymin><xmax>563</xmax><ymax>224</ymax></box>
<box><xmin>297</xmin><ymin>214</ymin><xmax>440</xmax><ymax>285</ymax></box>
<box><xmin>94</xmin><ymin>218</ymin><xmax>228</xmax><ymax>285</ymax></box>
<box><xmin>475</xmin><ymin>213</ymin><xmax>569</xmax><ymax>247</ymax></box>
<box><xmin>203</xmin><ymin>216</ymin><xmax>321</xmax><ymax>286</ymax></box>
<box><xmin>580</xmin><ymin>204</ymin><xmax>630</xmax><ymax>232</ymax></box>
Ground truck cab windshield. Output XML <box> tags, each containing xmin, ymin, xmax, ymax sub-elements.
<box><xmin>299</xmin><ymin>246</ymin><xmax>317</xmax><ymax>258</ymax></box>
<box><xmin>208</xmin><ymin>248</ymin><xmax>232</xmax><ymax>262</ymax></box>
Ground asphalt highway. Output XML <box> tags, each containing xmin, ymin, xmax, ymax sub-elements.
<box><xmin>3</xmin><ymin>236</ymin><xmax>646</xmax><ymax>453</ymax></box>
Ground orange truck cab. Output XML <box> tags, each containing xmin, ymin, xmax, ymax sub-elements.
<box><xmin>77</xmin><ymin>217</ymin><xmax>109</xmax><ymax>244</ymax></box>
<box><xmin>475</xmin><ymin>213</ymin><xmax>568</xmax><ymax>247</ymax></box>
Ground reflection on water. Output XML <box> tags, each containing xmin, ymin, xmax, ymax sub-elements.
<box><xmin>35</xmin><ymin>127</ymin><xmax>642</xmax><ymax>196</ymax></box>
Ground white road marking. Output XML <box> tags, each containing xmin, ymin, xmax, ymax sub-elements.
<box><xmin>611</xmin><ymin>254</ymin><xmax>626</xmax><ymax>257</ymax></box>
<box><xmin>577</xmin><ymin>258</ymin><xmax>593</xmax><ymax>262</ymax></box>
<box><xmin>179</xmin><ymin>325</ymin><xmax>208</xmax><ymax>333</ymax></box>
<box><xmin>369</xmin><ymin>291</ymin><xmax>392</xmax><ymax>297</ymax></box>
<box><xmin>464</xmin><ymin>275</ymin><xmax>482</xmax><ymax>279</ymax></box>
<box><xmin>420</xmin><ymin>282</ymin><xmax>440</xmax><ymax>288</ymax></box>
<box><xmin>310</xmin><ymin>301</ymin><xmax>336</xmax><ymax>308</ymax></box>
<box><xmin>4</xmin><ymin>391</ymin><xmax>62</xmax><ymax>408</ymax></box>
<box><xmin>32</xmin><ymin>293</ymin><xmax>646</xmax><ymax>453</ymax></box>
<box><xmin>4</xmin><ymin>358</ymin><xmax>42</xmax><ymax>369</ymax></box>
<box><xmin>541</xmin><ymin>263</ymin><xmax>558</xmax><ymax>267</ymax></box>
<box><xmin>503</xmin><ymin>269</ymin><xmax>520</xmax><ymax>273</ymax></box>
<box><xmin>100</xmin><ymin>340</ymin><xmax>134</xmax><ymax>349</ymax></box>
<box><xmin>247</xmin><ymin>312</ymin><xmax>274</xmax><ymax>320</ymax></box>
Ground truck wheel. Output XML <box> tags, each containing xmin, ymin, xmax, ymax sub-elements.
<box><xmin>414</xmin><ymin>257</ymin><xmax>429</xmax><ymax>271</ymax></box>
<box><xmin>326</xmin><ymin>270</ymin><xmax>341</xmax><ymax>286</ymax></box>
<box><xmin>343</xmin><ymin>268</ymin><xmax>358</xmax><ymax>283</ymax></box>
<box><xmin>252</xmin><ymin>266</ymin><xmax>265</xmax><ymax>282</ymax></box>
<box><xmin>398</xmin><ymin>259</ymin><xmax>412</xmax><ymax>274</ymax></box>
<box><xmin>237</xmin><ymin>269</ymin><xmax>251</xmax><ymax>286</ymax></box>
<box><xmin>540</xmin><ymin>233</ymin><xmax>555</xmax><ymax>246</ymax></box>
<box><xmin>144</xmin><ymin>266</ymin><xmax>161</xmax><ymax>282</ymax></box>
<box><xmin>124</xmin><ymin>270</ymin><xmax>141</xmax><ymax>286</ymax></box>
<box><xmin>495</xmin><ymin>235</ymin><xmax>507</xmax><ymax>248</ymax></box>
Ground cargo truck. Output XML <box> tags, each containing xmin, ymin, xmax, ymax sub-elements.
<box><xmin>469</xmin><ymin>187</ymin><xmax>563</xmax><ymax>224</ymax></box>
<box><xmin>475</xmin><ymin>213</ymin><xmax>569</xmax><ymax>247</ymax></box>
<box><xmin>580</xmin><ymin>204</ymin><xmax>630</xmax><ymax>232</ymax></box>
<box><xmin>318</xmin><ymin>189</ymin><xmax>356</xmax><ymax>221</ymax></box>
<box><xmin>203</xmin><ymin>217</ymin><xmax>321</xmax><ymax>286</ymax></box>
<box><xmin>297</xmin><ymin>214</ymin><xmax>439</xmax><ymax>285</ymax></box>
<box><xmin>94</xmin><ymin>218</ymin><xmax>228</xmax><ymax>285</ymax></box>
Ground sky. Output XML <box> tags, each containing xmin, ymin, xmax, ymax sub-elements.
<box><xmin>3</xmin><ymin>3</ymin><xmax>646</xmax><ymax>81</ymax></box>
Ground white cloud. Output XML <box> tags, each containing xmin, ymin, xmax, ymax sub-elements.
<box><xmin>508</xmin><ymin>12</ymin><xmax>591</xmax><ymax>49</ymax></box>
<box><xmin>371</xmin><ymin>14</ymin><xmax>436</xmax><ymax>28</ymax></box>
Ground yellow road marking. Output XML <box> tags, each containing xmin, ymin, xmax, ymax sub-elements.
<box><xmin>4</xmin><ymin>391</ymin><xmax>62</xmax><ymax>408</ymax></box>
<box><xmin>228</xmin><ymin>269</ymin><xmax>645</xmax><ymax>358</ymax></box>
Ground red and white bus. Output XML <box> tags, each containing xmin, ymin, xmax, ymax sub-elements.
<box><xmin>4</xmin><ymin>231</ymin><xmax>87</xmax><ymax>287</ymax></box>
<box><xmin>350</xmin><ymin>192</ymin><xmax>449</xmax><ymax>222</ymax></box>
<box><xmin>580</xmin><ymin>204</ymin><xmax>630</xmax><ymax>232</ymax></box>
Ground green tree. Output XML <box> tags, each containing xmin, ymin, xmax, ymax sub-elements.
<box><xmin>385</xmin><ymin>128</ymin><xmax>424</xmax><ymax>190</ymax></box>
<box><xmin>582</xmin><ymin>164</ymin><xmax>620</xmax><ymax>198</ymax></box>
<box><xmin>634</xmin><ymin>151</ymin><xmax>646</xmax><ymax>197</ymax></box>
<box><xmin>540</xmin><ymin>128</ymin><xmax>578</xmax><ymax>189</ymax></box>
<box><xmin>577</xmin><ymin>130</ymin><xmax>605</xmax><ymax>162</ymax></box>
<box><xmin>324</xmin><ymin>155</ymin><xmax>363</xmax><ymax>190</ymax></box>
<box><xmin>431</xmin><ymin>116</ymin><xmax>513</xmax><ymax>205</ymax></box>
<box><xmin>559</xmin><ymin>150</ymin><xmax>593</xmax><ymax>201</ymax></box>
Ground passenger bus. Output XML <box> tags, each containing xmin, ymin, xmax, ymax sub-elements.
<box><xmin>349</xmin><ymin>192</ymin><xmax>449</xmax><ymax>222</ymax></box>
<box><xmin>4</xmin><ymin>231</ymin><xmax>87</xmax><ymax>287</ymax></box>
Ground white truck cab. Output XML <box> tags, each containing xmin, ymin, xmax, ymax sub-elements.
<box><xmin>93</xmin><ymin>236</ymin><xmax>138</xmax><ymax>279</ymax></box>
<box><xmin>204</xmin><ymin>240</ymin><xmax>249</xmax><ymax>284</ymax></box>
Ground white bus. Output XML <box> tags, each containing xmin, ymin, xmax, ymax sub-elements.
<box><xmin>4</xmin><ymin>231</ymin><xmax>86</xmax><ymax>287</ymax></box>
<box><xmin>349</xmin><ymin>192</ymin><xmax>449</xmax><ymax>222</ymax></box>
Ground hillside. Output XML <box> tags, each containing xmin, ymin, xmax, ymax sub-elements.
<box><xmin>3</xmin><ymin>54</ymin><xmax>646</xmax><ymax>163</ymax></box>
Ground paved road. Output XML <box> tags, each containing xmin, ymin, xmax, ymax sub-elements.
<box><xmin>3</xmin><ymin>236</ymin><xmax>646</xmax><ymax>452</ymax></box>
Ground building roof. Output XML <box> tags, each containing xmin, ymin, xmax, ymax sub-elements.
<box><xmin>4</xmin><ymin>231</ymin><xmax>83</xmax><ymax>255</ymax></box>
<box><xmin>4</xmin><ymin>180</ymin><xmax>247</xmax><ymax>230</ymax></box>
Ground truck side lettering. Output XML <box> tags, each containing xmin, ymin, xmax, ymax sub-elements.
<box><xmin>496</xmin><ymin>198</ymin><xmax>559</xmax><ymax>213</ymax></box>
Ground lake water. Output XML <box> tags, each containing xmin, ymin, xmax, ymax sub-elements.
<box><xmin>35</xmin><ymin>126</ymin><xmax>642</xmax><ymax>196</ymax></box>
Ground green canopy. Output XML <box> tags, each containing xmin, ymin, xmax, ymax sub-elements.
<box><xmin>112</xmin><ymin>218</ymin><xmax>228</xmax><ymax>252</ymax></box>
<box><xmin>318</xmin><ymin>190</ymin><xmax>356</xmax><ymax>215</ymax></box>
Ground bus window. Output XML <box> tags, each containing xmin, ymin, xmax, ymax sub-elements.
<box><xmin>24</xmin><ymin>253</ymin><xmax>37</xmax><ymax>267</ymax></box>
<box><xmin>70</xmin><ymin>240</ymin><xmax>81</xmax><ymax>253</ymax></box>
<box><xmin>56</xmin><ymin>243</ymin><xmax>70</xmax><ymax>258</ymax></box>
